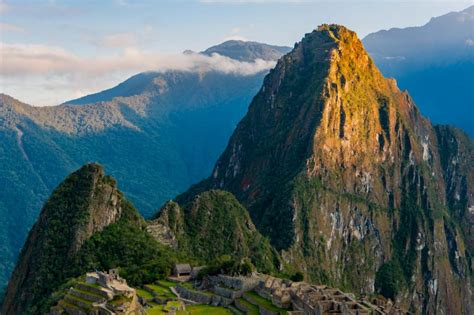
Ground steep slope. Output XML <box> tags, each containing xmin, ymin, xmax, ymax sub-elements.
<box><xmin>435</xmin><ymin>126</ymin><xmax>474</xmax><ymax>253</ymax></box>
<box><xmin>363</xmin><ymin>5</ymin><xmax>474</xmax><ymax>136</ymax></box>
<box><xmin>0</xmin><ymin>40</ymin><xmax>287</xmax><ymax>288</ymax></box>
<box><xmin>183</xmin><ymin>25</ymin><xmax>473</xmax><ymax>313</ymax></box>
<box><xmin>150</xmin><ymin>190</ymin><xmax>280</xmax><ymax>272</ymax></box>
<box><xmin>1</xmin><ymin>164</ymin><xmax>176</xmax><ymax>314</ymax></box>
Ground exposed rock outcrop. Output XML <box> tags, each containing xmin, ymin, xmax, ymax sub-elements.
<box><xmin>50</xmin><ymin>270</ymin><xmax>145</xmax><ymax>315</ymax></box>
<box><xmin>180</xmin><ymin>25</ymin><xmax>473</xmax><ymax>313</ymax></box>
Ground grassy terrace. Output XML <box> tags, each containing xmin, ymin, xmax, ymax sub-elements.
<box><xmin>244</xmin><ymin>291</ymin><xmax>288</xmax><ymax>314</ymax></box>
<box><xmin>145</xmin><ymin>300</ymin><xmax>186</xmax><ymax>315</ymax></box>
<box><xmin>158</xmin><ymin>280</ymin><xmax>177</xmax><ymax>288</ymax></box>
<box><xmin>108</xmin><ymin>294</ymin><xmax>132</xmax><ymax>306</ymax></box>
<box><xmin>66</xmin><ymin>294</ymin><xmax>92</xmax><ymax>307</ymax></box>
<box><xmin>145</xmin><ymin>284</ymin><xmax>176</xmax><ymax>299</ymax></box>
<box><xmin>178</xmin><ymin>282</ymin><xmax>214</xmax><ymax>297</ymax></box>
<box><xmin>236</xmin><ymin>298</ymin><xmax>259</xmax><ymax>315</ymax></box>
<box><xmin>187</xmin><ymin>305</ymin><xmax>233</xmax><ymax>315</ymax></box>
<box><xmin>72</xmin><ymin>288</ymin><xmax>104</xmax><ymax>301</ymax></box>
<box><xmin>137</xmin><ymin>288</ymin><xmax>154</xmax><ymax>299</ymax></box>
<box><xmin>59</xmin><ymin>300</ymin><xmax>88</xmax><ymax>312</ymax></box>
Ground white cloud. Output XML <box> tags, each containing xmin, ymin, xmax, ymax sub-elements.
<box><xmin>0</xmin><ymin>42</ymin><xmax>276</xmax><ymax>106</ymax></box>
<box><xmin>0</xmin><ymin>42</ymin><xmax>275</xmax><ymax>76</ymax></box>
<box><xmin>0</xmin><ymin>23</ymin><xmax>24</xmax><ymax>33</ymax></box>
<box><xmin>223</xmin><ymin>35</ymin><xmax>249</xmax><ymax>41</ymax></box>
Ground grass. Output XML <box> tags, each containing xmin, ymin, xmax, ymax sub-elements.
<box><xmin>164</xmin><ymin>300</ymin><xmax>184</xmax><ymax>311</ymax></box>
<box><xmin>145</xmin><ymin>284</ymin><xmax>176</xmax><ymax>299</ymax></box>
<box><xmin>180</xmin><ymin>282</ymin><xmax>195</xmax><ymax>289</ymax></box>
<box><xmin>187</xmin><ymin>305</ymin><xmax>233</xmax><ymax>315</ymax></box>
<box><xmin>158</xmin><ymin>280</ymin><xmax>177</xmax><ymax>288</ymax></box>
<box><xmin>177</xmin><ymin>282</ymin><xmax>215</xmax><ymax>298</ymax></box>
<box><xmin>146</xmin><ymin>305</ymin><xmax>166</xmax><ymax>315</ymax></box>
<box><xmin>59</xmin><ymin>299</ymin><xmax>88</xmax><ymax>312</ymax></box>
<box><xmin>244</xmin><ymin>291</ymin><xmax>288</xmax><ymax>314</ymax></box>
<box><xmin>70</xmin><ymin>288</ymin><xmax>104</xmax><ymax>302</ymax></box>
<box><xmin>108</xmin><ymin>294</ymin><xmax>131</xmax><ymax>306</ymax></box>
<box><xmin>236</xmin><ymin>298</ymin><xmax>259</xmax><ymax>315</ymax></box>
<box><xmin>66</xmin><ymin>293</ymin><xmax>94</xmax><ymax>306</ymax></box>
<box><xmin>145</xmin><ymin>300</ymin><xmax>186</xmax><ymax>315</ymax></box>
<box><xmin>137</xmin><ymin>288</ymin><xmax>154</xmax><ymax>299</ymax></box>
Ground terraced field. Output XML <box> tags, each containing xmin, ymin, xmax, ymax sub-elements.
<box><xmin>243</xmin><ymin>291</ymin><xmax>288</xmax><ymax>314</ymax></box>
<box><xmin>235</xmin><ymin>297</ymin><xmax>259</xmax><ymax>315</ymax></box>
<box><xmin>145</xmin><ymin>302</ymin><xmax>231</xmax><ymax>315</ymax></box>
<box><xmin>145</xmin><ymin>284</ymin><xmax>176</xmax><ymax>299</ymax></box>
<box><xmin>186</xmin><ymin>304</ymin><xmax>233</xmax><ymax>315</ymax></box>
<box><xmin>145</xmin><ymin>300</ymin><xmax>186</xmax><ymax>315</ymax></box>
<box><xmin>137</xmin><ymin>288</ymin><xmax>154</xmax><ymax>300</ymax></box>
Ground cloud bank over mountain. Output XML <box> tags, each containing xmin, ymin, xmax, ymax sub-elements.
<box><xmin>0</xmin><ymin>42</ymin><xmax>276</xmax><ymax>106</ymax></box>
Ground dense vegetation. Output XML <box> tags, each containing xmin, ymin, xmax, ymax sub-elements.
<box><xmin>0</xmin><ymin>60</ymin><xmax>269</xmax><ymax>288</ymax></box>
<box><xmin>77</xmin><ymin>214</ymin><xmax>181</xmax><ymax>287</ymax></box>
<box><xmin>197</xmin><ymin>255</ymin><xmax>255</xmax><ymax>280</ymax></box>
<box><xmin>1</xmin><ymin>165</ymin><xmax>182</xmax><ymax>314</ymax></box>
<box><xmin>159</xmin><ymin>190</ymin><xmax>281</xmax><ymax>274</ymax></box>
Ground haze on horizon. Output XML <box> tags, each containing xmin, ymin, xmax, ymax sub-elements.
<box><xmin>0</xmin><ymin>0</ymin><xmax>471</xmax><ymax>106</ymax></box>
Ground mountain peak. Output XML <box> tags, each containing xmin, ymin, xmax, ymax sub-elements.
<box><xmin>184</xmin><ymin>25</ymin><xmax>472</xmax><ymax>312</ymax></box>
<box><xmin>202</xmin><ymin>40</ymin><xmax>291</xmax><ymax>62</ymax></box>
<box><xmin>1</xmin><ymin>163</ymin><xmax>138</xmax><ymax>314</ymax></box>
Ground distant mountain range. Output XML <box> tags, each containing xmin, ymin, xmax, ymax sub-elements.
<box><xmin>363</xmin><ymin>5</ymin><xmax>474</xmax><ymax>136</ymax></box>
<box><xmin>0</xmin><ymin>40</ymin><xmax>291</xmax><ymax>290</ymax></box>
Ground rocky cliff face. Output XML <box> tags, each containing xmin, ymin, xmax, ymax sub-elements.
<box><xmin>185</xmin><ymin>25</ymin><xmax>473</xmax><ymax>313</ymax></box>
<box><xmin>435</xmin><ymin>125</ymin><xmax>474</xmax><ymax>253</ymax></box>
<box><xmin>1</xmin><ymin>164</ymin><xmax>133</xmax><ymax>315</ymax></box>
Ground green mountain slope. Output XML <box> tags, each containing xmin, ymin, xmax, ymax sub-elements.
<box><xmin>151</xmin><ymin>190</ymin><xmax>280</xmax><ymax>273</ymax></box>
<box><xmin>0</xmin><ymin>41</ymin><xmax>289</xmax><ymax>288</ymax></box>
<box><xmin>0</xmin><ymin>164</ymin><xmax>179</xmax><ymax>314</ymax></box>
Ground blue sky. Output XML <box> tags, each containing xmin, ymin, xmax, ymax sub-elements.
<box><xmin>0</xmin><ymin>0</ymin><xmax>472</xmax><ymax>105</ymax></box>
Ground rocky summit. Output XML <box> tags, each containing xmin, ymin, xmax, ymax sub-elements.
<box><xmin>182</xmin><ymin>24</ymin><xmax>473</xmax><ymax>313</ymax></box>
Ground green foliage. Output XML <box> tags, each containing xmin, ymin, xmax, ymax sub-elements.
<box><xmin>197</xmin><ymin>256</ymin><xmax>255</xmax><ymax>279</ymax></box>
<box><xmin>290</xmin><ymin>271</ymin><xmax>304</xmax><ymax>282</ymax></box>
<box><xmin>169</xmin><ymin>190</ymin><xmax>280</xmax><ymax>274</ymax></box>
<box><xmin>375</xmin><ymin>260</ymin><xmax>405</xmax><ymax>300</ymax></box>
<box><xmin>4</xmin><ymin>165</ymin><xmax>185</xmax><ymax>314</ymax></box>
<box><xmin>77</xmin><ymin>218</ymin><xmax>178</xmax><ymax>287</ymax></box>
<box><xmin>0</xmin><ymin>69</ymin><xmax>267</xmax><ymax>288</ymax></box>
